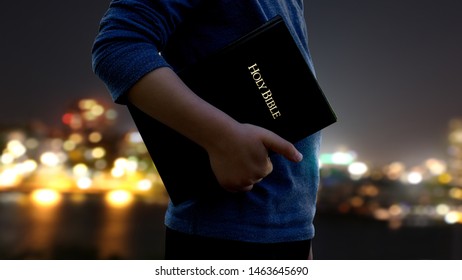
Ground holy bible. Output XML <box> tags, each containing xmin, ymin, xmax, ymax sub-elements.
<box><xmin>127</xmin><ymin>15</ymin><xmax>337</xmax><ymax>205</ymax></box>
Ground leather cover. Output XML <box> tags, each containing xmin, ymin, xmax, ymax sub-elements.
<box><xmin>127</xmin><ymin>16</ymin><xmax>337</xmax><ymax>205</ymax></box>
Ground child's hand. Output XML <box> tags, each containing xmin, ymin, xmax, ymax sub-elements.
<box><xmin>206</xmin><ymin>123</ymin><xmax>303</xmax><ymax>192</ymax></box>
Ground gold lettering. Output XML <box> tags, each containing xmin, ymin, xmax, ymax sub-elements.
<box><xmin>248</xmin><ymin>64</ymin><xmax>267</xmax><ymax>90</ymax></box>
<box><xmin>271</xmin><ymin>111</ymin><xmax>282</xmax><ymax>119</ymax></box>
<box><xmin>257</xmin><ymin>80</ymin><xmax>267</xmax><ymax>90</ymax></box>
<box><xmin>266</xmin><ymin>99</ymin><xmax>277</xmax><ymax>109</ymax></box>
<box><xmin>261</xmin><ymin>89</ymin><xmax>272</xmax><ymax>100</ymax></box>
<box><xmin>248</xmin><ymin>63</ymin><xmax>282</xmax><ymax>119</ymax></box>
<box><xmin>248</xmin><ymin>63</ymin><xmax>259</xmax><ymax>75</ymax></box>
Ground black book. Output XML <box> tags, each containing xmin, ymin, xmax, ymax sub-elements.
<box><xmin>127</xmin><ymin>15</ymin><xmax>337</xmax><ymax>205</ymax></box>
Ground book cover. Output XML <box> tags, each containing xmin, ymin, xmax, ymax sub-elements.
<box><xmin>127</xmin><ymin>16</ymin><xmax>337</xmax><ymax>205</ymax></box>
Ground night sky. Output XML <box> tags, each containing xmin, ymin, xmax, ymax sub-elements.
<box><xmin>1</xmin><ymin>0</ymin><xmax>461</xmax><ymax>167</ymax></box>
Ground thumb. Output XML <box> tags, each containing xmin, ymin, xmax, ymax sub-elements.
<box><xmin>260</xmin><ymin>129</ymin><xmax>303</xmax><ymax>162</ymax></box>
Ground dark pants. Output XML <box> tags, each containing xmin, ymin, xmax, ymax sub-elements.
<box><xmin>165</xmin><ymin>227</ymin><xmax>312</xmax><ymax>260</ymax></box>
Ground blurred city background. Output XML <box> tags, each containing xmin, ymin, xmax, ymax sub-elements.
<box><xmin>1</xmin><ymin>0</ymin><xmax>462</xmax><ymax>260</ymax></box>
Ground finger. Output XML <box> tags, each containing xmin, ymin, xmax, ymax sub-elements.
<box><xmin>264</xmin><ymin>156</ymin><xmax>273</xmax><ymax>175</ymax></box>
<box><xmin>253</xmin><ymin>156</ymin><xmax>273</xmax><ymax>180</ymax></box>
<box><xmin>250</xmin><ymin>165</ymin><xmax>271</xmax><ymax>186</ymax></box>
<box><xmin>239</xmin><ymin>185</ymin><xmax>254</xmax><ymax>192</ymax></box>
<box><xmin>261</xmin><ymin>130</ymin><xmax>303</xmax><ymax>162</ymax></box>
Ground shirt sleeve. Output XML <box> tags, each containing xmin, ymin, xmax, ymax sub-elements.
<box><xmin>91</xmin><ymin>0</ymin><xmax>200</xmax><ymax>104</ymax></box>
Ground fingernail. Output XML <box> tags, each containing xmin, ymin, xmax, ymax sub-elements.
<box><xmin>295</xmin><ymin>151</ymin><xmax>303</xmax><ymax>162</ymax></box>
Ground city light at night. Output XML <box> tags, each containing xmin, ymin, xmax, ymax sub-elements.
<box><xmin>0</xmin><ymin>99</ymin><xmax>461</xmax><ymax>220</ymax></box>
<box><xmin>1</xmin><ymin>98</ymin><xmax>462</xmax><ymax>260</ymax></box>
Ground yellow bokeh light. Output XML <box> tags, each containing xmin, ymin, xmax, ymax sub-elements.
<box><xmin>111</xmin><ymin>167</ymin><xmax>125</xmax><ymax>178</ymax></box>
<box><xmin>1</xmin><ymin>153</ymin><xmax>15</xmax><ymax>165</ymax></box>
<box><xmin>91</xmin><ymin>147</ymin><xmax>106</xmax><ymax>159</ymax></box>
<box><xmin>449</xmin><ymin>188</ymin><xmax>462</xmax><ymax>200</ymax></box>
<box><xmin>30</xmin><ymin>189</ymin><xmax>61</xmax><ymax>207</ymax></box>
<box><xmin>113</xmin><ymin>157</ymin><xmax>137</xmax><ymax>173</ymax></box>
<box><xmin>424</xmin><ymin>158</ymin><xmax>446</xmax><ymax>175</ymax></box>
<box><xmin>17</xmin><ymin>160</ymin><xmax>38</xmax><ymax>174</ymax></box>
<box><xmin>449</xmin><ymin>130</ymin><xmax>462</xmax><ymax>144</ymax></box>
<box><xmin>389</xmin><ymin>204</ymin><xmax>402</xmax><ymax>216</ymax></box>
<box><xmin>436</xmin><ymin>204</ymin><xmax>450</xmax><ymax>216</ymax></box>
<box><xmin>438</xmin><ymin>173</ymin><xmax>452</xmax><ymax>184</ymax></box>
<box><xmin>7</xmin><ymin>140</ymin><xmax>26</xmax><ymax>158</ymax></box>
<box><xmin>88</xmin><ymin>132</ymin><xmax>102</xmax><ymax>143</ymax></box>
<box><xmin>126</xmin><ymin>160</ymin><xmax>138</xmax><ymax>173</ymax></box>
<box><xmin>79</xmin><ymin>99</ymin><xmax>97</xmax><ymax>110</ymax></box>
<box><xmin>137</xmin><ymin>179</ymin><xmax>152</xmax><ymax>191</ymax></box>
<box><xmin>69</xmin><ymin>133</ymin><xmax>83</xmax><ymax>144</ymax></box>
<box><xmin>444</xmin><ymin>211</ymin><xmax>462</xmax><ymax>224</ymax></box>
<box><xmin>373</xmin><ymin>208</ymin><xmax>390</xmax><ymax>221</ymax></box>
<box><xmin>83</xmin><ymin>111</ymin><xmax>97</xmax><ymax>121</ymax></box>
<box><xmin>77</xmin><ymin>177</ymin><xmax>92</xmax><ymax>190</ymax></box>
<box><xmin>73</xmin><ymin>163</ymin><xmax>89</xmax><ymax>177</ymax></box>
<box><xmin>63</xmin><ymin>140</ymin><xmax>77</xmax><ymax>151</ymax></box>
<box><xmin>0</xmin><ymin>168</ymin><xmax>20</xmax><ymax>187</ymax></box>
<box><xmin>385</xmin><ymin>162</ymin><xmax>405</xmax><ymax>180</ymax></box>
<box><xmin>91</xmin><ymin>104</ymin><xmax>105</xmax><ymax>116</ymax></box>
<box><xmin>105</xmin><ymin>190</ymin><xmax>134</xmax><ymax>208</ymax></box>
<box><xmin>114</xmin><ymin>158</ymin><xmax>128</xmax><ymax>168</ymax></box>
<box><xmin>40</xmin><ymin>152</ymin><xmax>60</xmax><ymax>167</ymax></box>
<box><xmin>43</xmin><ymin>175</ymin><xmax>73</xmax><ymax>190</ymax></box>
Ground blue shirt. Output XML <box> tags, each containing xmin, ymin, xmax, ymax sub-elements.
<box><xmin>92</xmin><ymin>0</ymin><xmax>321</xmax><ymax>243</ymax></box>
